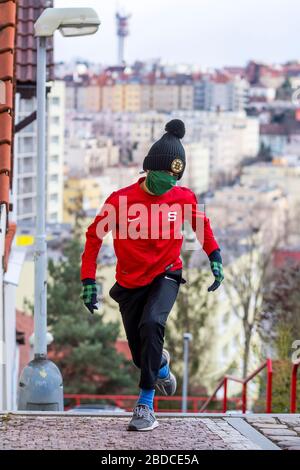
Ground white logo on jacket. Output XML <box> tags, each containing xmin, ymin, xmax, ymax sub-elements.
<box><xmin>168</xmin><ymin>211</ymin><xmax>177</xmax><ymax>222</ymax></box>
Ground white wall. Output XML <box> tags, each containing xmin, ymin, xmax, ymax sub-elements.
<box><xmin>0</xmin><ymin>204</ymin><xmax>7</xmax><ymax>410</ymax></box>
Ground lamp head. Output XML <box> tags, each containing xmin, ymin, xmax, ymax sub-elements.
<box><xmin>34</xmin><ymin>8</ymin><xmax>100</xmax><ymax>37</ymax></box>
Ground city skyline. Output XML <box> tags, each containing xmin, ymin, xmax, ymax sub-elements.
<box><xmin>54</xmin><ymin>0</ymin><xmax>300</xmax><ymax>68</ymax></box>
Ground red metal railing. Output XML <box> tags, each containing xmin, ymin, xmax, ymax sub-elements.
<box><xmin>65</xmin><ymin>359</ymin><xmax>300</xmax><ymax>413</ymax></box>
<box><xmin>199</xmin><ymin>359</ymin><xmax>273</xmax><ymax>414</ymax></box>
<box><xmin>64</xmin><ymin>394</ymin><xmax>241</xmax><ymax>413</ymax></box>
<box><xmin>290</xmin><ymin>362</ymin><xmax>299</xmax><ymax>413</ymax></box>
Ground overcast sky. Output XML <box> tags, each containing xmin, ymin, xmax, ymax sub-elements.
<box><xmin>54</xmin><ymin>0</ymin><xmax>300</xmax><ymax>68</ymax></box>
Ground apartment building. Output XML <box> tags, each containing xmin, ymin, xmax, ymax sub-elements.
<box><xmin>194</xmin><ymin>75</ymin><xmax>249</xmax><ymax>111</ymax></box>
<box><xmin>15</xmin><ymin>80</ymin><xmax>65</xmax><ymax>225</ymax></box>
<box><xmin>173</xmin><ymin>110</ymin><xmax>259</xmax><ymax>181</ymax></box>
<box><xmin>77</xmin><ymin>85</ymin><xmax>101</xmax><ymax>112</ymax></box>
<box><xmin>206</xmin><ymin>183</ymin><xmax>288</xmax><ymax>244</ymax></box>
<box><xmin>64</xmin><ymin>135</ymin><xmax>119</xmax><ymax>176</ymax></box>
<box><xmin>47</xmin><ymin>80</ymin><xmax>65</xmax><ymax>223</ymax></box>
<box><xmin>180</xmin><ymin>142</ymin><xmax>210</xmax><ymax>195</ymax></box>
<box><xmin>66</xmin><ymin>82</ymin><xmax>194</xmax><ymax>113</ymax></box>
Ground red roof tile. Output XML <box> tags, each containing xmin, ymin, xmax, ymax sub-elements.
<box><xmin>0</xmin><ymin>173</ymin><xmax>10</xmax><ymax>207</ymax></box>
<box><xmin>0</xmin><ymin>0</ymin><xmax>16</xmax><ymax>208</ymax></box>
<box><xmin>16</xmin><ymin>0</ymin><xmax>54</xmax><ymax>86</ymax></box>
<box><xmin>0</xmin><ymin>24</ymin><xmax>15</xmax><ymax>50</ymax></box>
<box><xmin>0</xmin><ymin>78</ymin><xmax>13</xmax><ymax>111</ymax></box>
<box><xmin>0</xmin><ymin>0</ymin><xmax>16</xmax><ymax>25</ymax></box>
<box><xmin>0</xmin><ymin>49</ymin><xmax>14</xmax><ymax>80</ymax></box>
<box><xmin>224</xmin><ymin>66</ymin><xmax>246</xmax><ymax>77</ymax></box>
<box><xmin>0</xmin><ymin>112</ymin><xmax>13</xmax><ymax>143</ymax></box>
<box><xmin>211</xmin><ymin>71</ymin><xmax>233</xmax><ymax>84</ymax></box>
<box><xmin>0</xmin><ymin>142</ymin><xmax>11</xmax><ymax>168</ymax></box>
<box><xmin>3</xmin><ymin>221</ymin><xmax>16</xmax><ymax>271</ymax></box>
<box><xmin>260</xmin><ymin>123</ymin><xmax>287</xmax><ymax>136</ymax></box>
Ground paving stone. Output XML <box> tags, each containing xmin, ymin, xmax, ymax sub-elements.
<box><xmin>277</xmin><ymin>438</ymin><xmax>300</xmax><ymax>447</ymax></box>
<box><xmin>261</xmin><ymin>429</ymin><xmax>298</xmax><ymax>436</ymax></box>
<box><xmin>278</xmin><ymin>417</ymin><xmax>300</xmax><ymax>425</ymax></box>
<box><xmin>268</xmin><ymin>435</ymin><xmax>300</xmax><ymax>443</ymax></box>
<box><xmin>249</xmin><ymin>424</ymin><xmax>287</xmax><ymax>429</ymax></box>
<box><xmin>246</xmin><ymin>417</ymin><xmax>277</xmax><ymax>424</ymax></box>
<box><xmin>0</xmin><ymin>414</ymin><xmax>261</xmax><ymax>450</ymax></box>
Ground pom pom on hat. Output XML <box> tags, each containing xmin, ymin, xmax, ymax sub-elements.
<box><xmin>165</xmin><ymin>119</ymin><xmax>185</xmax><ymax>139</ymax></box>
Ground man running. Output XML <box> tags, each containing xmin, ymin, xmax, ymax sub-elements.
<box><xmin>80</xmin><ymin>119</ymin><xmax>224</xmax><ymax>431</ymax></box>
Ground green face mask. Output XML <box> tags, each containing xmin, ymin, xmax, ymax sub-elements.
<box><xmin>145</xmin><ymin>170</ymin><xmax>177</xmax><ymax>195</ymax></box>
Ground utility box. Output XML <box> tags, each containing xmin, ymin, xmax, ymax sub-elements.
<box><xmin>18</xmin><ymin>358</ymin><xmax>63</xmax><ymax>411</ymax></box>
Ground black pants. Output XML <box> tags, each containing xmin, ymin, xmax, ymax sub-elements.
<box><xmin>109</xmin><ymin>269</ymin><xmax>184</xmax><ymax>389</ymax></box>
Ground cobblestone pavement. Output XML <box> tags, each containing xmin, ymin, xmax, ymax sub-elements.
<box><xmin>0</xmin><ymin>413</ymin><xmax>262</xmax><ymax>450</ymax></box>
<box><xmin>246</xmin><ymin>416</ymin><xmax>300</xmax><ymax>450</ymax></box>
<box><xmin>2</xmin><ymin>413</ymin><xmax>300</xmax><ymax>450</ymax></box>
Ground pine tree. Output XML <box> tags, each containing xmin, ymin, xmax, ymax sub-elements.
<box><xmin>47</xmin><ymin>237</ymin><xmax>139</xmax><ymax>394</ymax></box>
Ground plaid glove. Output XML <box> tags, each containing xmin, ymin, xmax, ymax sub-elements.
<box><xmin>208</xmin><ymin>249</ymin><xmax>224</xmax><ymax>292</ymax></box>
<box><xmin>80</xmin><ymin>279</ymin><xmax>100</xmax><ymax>314</ymax></box>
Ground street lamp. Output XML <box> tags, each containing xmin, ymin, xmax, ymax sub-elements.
<box><xmin>18</xmin><ymin>8</ymin><xmax>100</xmax><ymax>411</ymax></box>
<box><xmin>182</xmin><ymin>332</ymin><xmax>193</xmax><ymax>413</ymax></box>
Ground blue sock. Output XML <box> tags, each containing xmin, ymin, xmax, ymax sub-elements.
<box><xmin>158</xmin><ymin>363</ymin><xmax>169</xmax><ymax>379</ymax></box>
<box><xmin>137</xmin><ymin>388</ymin><xmax>155</xmax><ymax>410</ymax></box>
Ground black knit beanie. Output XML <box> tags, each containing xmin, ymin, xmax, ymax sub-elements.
<box><xmin>143</xmin><ymin>119</ymin><xmax>186</xmax><ymax>180</ymax></box>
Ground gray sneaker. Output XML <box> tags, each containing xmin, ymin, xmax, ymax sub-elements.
<box><xmin>155</xmin><ymin>348</ymin><xmax>177</xmax><ymax>396</ymax></box>
<box><xmin>127</xmin><ymin>404</ymin><xmax>159</xmax><ymax>431</ymax></box>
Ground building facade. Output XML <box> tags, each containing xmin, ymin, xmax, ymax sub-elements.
<box><xmin>14</xmin><ymin>80</ymin><xmax>65</xmax><ymax>225</ymax></box>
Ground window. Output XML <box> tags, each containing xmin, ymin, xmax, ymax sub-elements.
<box><xmin>50</xmin><ymin>155</ymin><xmax>59</xmax><ymax>163</ymax></box>
<box><xmin>51</xmin><ymin>97</ymin><xmax>60</xmax><ymax>106</ymax></box>
<box><xmin>50</xmin><ymin>135</ymin><xmax>60</xmax><ymax>145</ymax></box>
<box><xmin>22</xmin><ymin>157</ymin><xmax>34</xmax><ymax>173</ymax></box>
<box><xmin>50</xmin><ymin>174</ymin><xmax>59</xmax><ymax>182</ymax></box>
<box><xmin>50</xmin><ymin>193</ymin><xmax>58</xmax><ymax>202</ymax></box>
<box><xmin>20</xmin><ymin>98</ymin><xmax>35</xmax><ymax>113</ymax></box>
<box><xmin>19</xmin><ymin>136</ymin><xmax>34</xmax><ymax>153</ymax></box>
<box><xmin>20</xmin><ymin>177</ymin><xmax>34</xmax><ymax>193</ymax></box>
<box><xmin>23</xmin><ymin>198</ymin><xmax>33</xmax><ymax>213</ymax></box>
<box><xmin>49</xmin><ymin>212</ymin><xmax>58</xmax><ymax>221</ymax></box>
<box><xmin>51</xmin><ymin>116</ymin><xmax>60</xmax><ymax>125</ymax></box>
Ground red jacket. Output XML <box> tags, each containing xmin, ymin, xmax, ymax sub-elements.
<box><xmin>81</xmin><ymin>177</ymin><xmax>219</xmax><ymax>288</ymax></box>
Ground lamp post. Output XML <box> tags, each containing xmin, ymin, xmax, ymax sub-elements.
<box><xmin>18</xmin><ymin>8</ymin><xmax>100</xmax><ymax>411</ymax></box>
<box><xmin>182</xmin><ymin>332</ymin><xmax>193</xmax><ymax>413</ymax></box>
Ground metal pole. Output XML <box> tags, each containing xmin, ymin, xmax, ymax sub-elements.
<box><xmin>34</xmin><ymin>36</ymin><xmax>47</xmax><ymax>358</ymax></box>
<box><xmin>290</xmin><ymin>363</ymin><xmax>298</xmax><ymax>413</ymax></box>
<box><xmin>266</xmin><ymin>358</ymin><xmax>273</xmax><ymax>413</ymax></box>
<box><xmin>242</xmin><ymin>382</ymin><xmax>247</xmax><ymax>414</ymax></box>
<box><xmin>118</xmin><ymin>36</ymin><xmax>124</xmax><ymax>65</ymax></box>
<box><xmin>182</xmin><ymin>333</ymin><xmax>192</xmax><ymax>413</ymax></box>
<box><xmin>222</xmin><ymin>378</ymin><xmax>228</xmax><ymax>413</ymax></box>
<box><xmin>17</xmin><ymin>35</ymin><xmax>63</xmax><ymax>411</ymax></box>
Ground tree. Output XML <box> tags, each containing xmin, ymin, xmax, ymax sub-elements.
<box><xmin>261</xmin><ymin>264</ymin><xmax>300</xmax><ymax>342</ymax></box>
<box><xmin>257</xmin><ymin>142</ymin><xmax>272</xmax><ymax>162</ymax></box>
<box><xmin>275</xmin><ymin>78</ymin><xmax>293</xmax><ymax>101</ymax></box>
<box><xmin>47</xmin><ymin>237</ymin><xmax>138</xmax><ymax>394</ymax></box>
<box><xmin>256</xmin><ymin>265</ymin><xmax>300</xmax><ymax>412</ymax></box>
<box><xmin>224</xmin><ymin>222</ymin><xmax>281</xmax><ymax>378</ymax></box>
